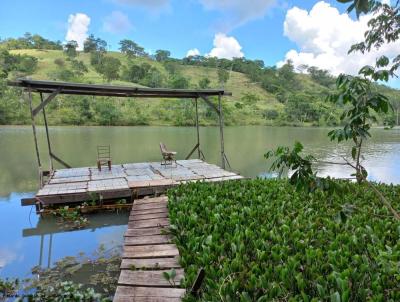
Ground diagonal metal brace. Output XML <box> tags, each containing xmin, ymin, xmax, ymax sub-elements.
<box><xmin>50</xmin><ymin>152</ymin><xmax>71</xmax><ymax>168</ymax></box>
<box><xmin>199</xmin><ymin>95</ymin><xmax>220</xmax><ymax>115</ymax></box>
<box><xmin>32</xmin><ymin>88</ymin><xmax>61</xmax><ymax>116</ymax></box>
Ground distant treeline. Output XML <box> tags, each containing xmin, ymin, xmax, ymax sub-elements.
<box><xmin>1</xmin><ymin>33</ymin><xmax>399</xmax><ymax>127</ymax></box>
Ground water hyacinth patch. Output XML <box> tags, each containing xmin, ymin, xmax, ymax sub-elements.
<box><xmin>168</xmin><ymin>179</ymin><xmax>400</xmax><ymax>301</ymax></box>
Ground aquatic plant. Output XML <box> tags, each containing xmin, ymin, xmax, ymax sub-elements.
<box><xmin>0</xmin><ymin>277</ymin><xmax>19</xmax><ymax>298</ymax></box>
<box><xmin>53</xmin><ymin>205</ymin><xmax>89</xmax><ymax>229</ymax></box>
<box><xmin>168</xmin><ymin>179</ymin><xmax>400</xmax><ymax>301</ymax></box>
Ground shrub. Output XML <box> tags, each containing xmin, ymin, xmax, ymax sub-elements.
<box><xmin>168</xmin><ymin>179</ymin><xmax>400</xmax><ymax>301</ymax></box>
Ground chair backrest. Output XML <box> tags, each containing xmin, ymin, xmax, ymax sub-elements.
<box><xmin>160</xmin><ymin>142</ymin><xmax>167</xmax><ymax>154</ymax></box>
<box><xmin>97</xmin><ymin>145</ymin><xmax>111</xmax><ymax>160</ymax></box>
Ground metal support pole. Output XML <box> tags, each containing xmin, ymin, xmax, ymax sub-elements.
<box><xmin>218</xmin><ymin>94</ymin><xmax>226</xmax><ymax>169</ymax></box>
<box><xmin>28</xmin><ymin>89</ymin><xmax>42</xmax><ymax>182</ymax></box>
<box><xmin>41</xmin><ymin>93</ymin><xmax>53</xmax><ymax>171</ymax></box>
<box><xmin>47</xmin><ymin>234</ymin><xmax>53</xmax><ymax>268</ymax></box>
<box><xmin>39</xmin><ymin>234</ymin><xmax>44</xmax><ymax>267</ymax></box>
<box><xmin>195</xmin><ymin>98</ymin><xmax>200</xmax><ymax>158</ymax></box>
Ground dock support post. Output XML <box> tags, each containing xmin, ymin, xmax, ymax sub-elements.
<box><xmin>28</xmin><ymin>89</ymin><xmax>42</xmax><ymax>185</ymax></box>
<box><xmin>195</xmin><ymin>98</ymin><xmax>200</xmax><ymax>158</ymax></box>
<box><xmin>40</xmin><ymin>93</ymin><xmax>54</xmax><ymax>171</ymax></box>
<box><xmin>218</xmin><ymin>93</ymin><xmax>226</xmax><ymax>169</ymax></box>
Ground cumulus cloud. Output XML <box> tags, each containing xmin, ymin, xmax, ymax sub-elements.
<box><xmin>65</xmin><ymin>13</ymin><xmax>90</xmax><ymax>50</ymax></box>
<box><xmin>207</xmin><ymin>33</ymin><xmax>244</xmax><ymax>59</ymax></box>
<box><xmin>113</xmin><ymin>0</ymin><xmax>169</xmax><ymax>9</ymax></box>
<box><xmin>103</xmin><ymin>11</ymin><xmax>133</xmax><ymax>34</ymax></box>
<box><xmin>186</xmin><ymin>48</ymin><xmax>200</xmax><ymax>57</ymax></box>
<box><xmin>200</xmin><ymin>0</ymin><xmax>276</xmax><ymax>28</ymax></box>
<box><xmin>277</xmin><ymin>1</ymin><xmax>400</xmax><ymax>76</ymax></box>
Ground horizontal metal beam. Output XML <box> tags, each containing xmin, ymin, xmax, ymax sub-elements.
<box><xmin>8</xmin><ymin>79</ymin><xmax>232</xmax><ymax>99</ymax></box>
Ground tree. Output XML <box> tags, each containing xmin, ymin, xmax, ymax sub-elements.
<box><xmin>198</xmin><ymin>77</ymin><xmax>210</xmax><ymax>89</ymax></box>
<box><xmin>339</xmin><ymin>1</ymin><xmax>400</xmax><ymax>78</ymax></box>
<box><xmin>217</xmin><ymin>68</ymin><xmax>229</xmax><ymax>87</ymax></box>
<box><xmin>307</xmin><ymin>66</ymin><xmax>334</xmax><ymax>87</ymax></box>
<box><xmin>119</xmin><ymin>39</ymin><xmax>147</xmax><ymax>58</ymax></box>
<box><xmin>155</xmin><ymin>50</ymin><xmax>170</xmax><ymax>62</ymax></box>
<box><xmin>64</xmin><ymin>41</ymin><xmax>78</xmax><ymax>58</ymax></box>
<box><xmin>83</xmin><ymin>34</ymin><xmax>107</xmax><ymax>53</ymax></box>
<box><xmin>96</xmin><ymin>56</ymin><xmax>121</xmax><ymax>82</ymax></box>
<box><xmin>169</xmin><ymin>75</ymin><xmax>189</xmax><ymax>89</ymax></box>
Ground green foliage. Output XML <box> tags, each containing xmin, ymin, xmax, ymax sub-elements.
<box><xmin>119</xmin><ymin>39</ymin><xmax>147</xmax><ymax>57</ymax></box>
<box><xmin>168</xmin><ymin>179</ymin><xmax>400</xmax><ymax>301</ymax></box>
<box><xmin>328</xmin><ymin>73</ymin><xmax>392</xmax><ymax>182</ymax></box>
<box><xmin>265</xmin><ymin>142</ymin><xmax>316</xmax><ymax>190</ymax></box>
<box><xmin>155</xmin><ymin>49</ymin><xmax>171</xmax><ymax>62</ymax></box>
<box><xmin>24</xmin><ymin>281</ymin><xmax>108</xmax><ymax>302</ymax></box>
<box><xmin>84</xmin><ymin>34</ymin><xmax>107</xmax><ymax>53</ymax></box>
<box><xmin>64</xmin><ymin>40</ymin><xmax>78</xmax><ymax>59</ymax></box>
<box><xmin>0</xmin><ymin>278</ymin><xmax>19</xmax><ymax>298</ymax></box>
<box><xmin>170</xmin><ymin>74</ymin><xmax>189</xmax><ymax>89</ymax></box>
<box><xmin>53</xmin><ymin>205</ymin><xmax>88</xmax><ymax>229</ymax></box>
<box><xmin>307</xmin><ymin>66</ymin><xmax>335</xmax><ymax>87</ymax></box>
<box><xmin>95</xmin><ymin>56</ymin><xmax>121</xmax><ymax>82</ymax></box>
<box><xmin>0</xmin><ymin>32</ymin><xmax>62</xmax><ymax>50</ymax></box>
<box><xmin>198</xmin><ymin>77</ymin><xmax>210</xmax><ymax>89</ymax></box>
<box><xmin>217</xmin><ymin>68</ymin><xmax>229</xmax><ymax>86</ymax></box>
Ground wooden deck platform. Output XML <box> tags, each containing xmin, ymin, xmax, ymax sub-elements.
<box><xmin>114</xmin><ymin>196</ymin><xmax>186</xmax><ymax>302</ymax></box>
<box><xmin>27</xmin><ymin>159</ymin><xmax>243</xmax><ymax>208</ymax></box>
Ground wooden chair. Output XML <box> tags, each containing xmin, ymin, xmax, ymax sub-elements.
<box><xmin>160</xmin><ymin>142</ymin><xmax>177</xmax><ymax>166</ymax></box>
<box><xmin>97</xmin><ymin>145</ymin><xmax>112</xmax><ymax>171</ymax></box>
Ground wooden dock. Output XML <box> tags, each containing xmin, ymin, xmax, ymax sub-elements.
<box><xmin>114</xmin><ymin>196</ymin><xmax>186</xmax><ymax>302</ymax></box>
<box><xmin>25</xmin><ymin>159</ymin><xmax>243</xmax><ymax>209</ymax></box>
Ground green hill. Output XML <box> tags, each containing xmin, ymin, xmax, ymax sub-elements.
<box><xmin>1</xmin><ymin>45</ymin><xmax>399</xmax><ymax>127</ymax></box>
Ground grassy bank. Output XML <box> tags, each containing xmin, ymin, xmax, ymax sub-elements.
<box><xmin>168</xmin><ymin>179</ymin><xmax>400</xmax><ymax>301</ymax></box>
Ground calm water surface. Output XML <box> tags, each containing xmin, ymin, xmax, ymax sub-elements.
<box><xmin>1</xmin><ymin>125</ymin><xmax>400</xmax><ymax>280</ymax></box>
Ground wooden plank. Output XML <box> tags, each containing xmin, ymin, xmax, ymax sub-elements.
<box><xmin>123</xmin><ymin>244</ymin><xmax>179</xmax><ymax>258</ymax></box>
<box><xmin>128</xmin><ymin>218</ymin><xmax>169</xmax><ymax>229</ymax></box>
<box><xmin>134</xmin><ymin>196</ymin><xmax>167</xmax><ymax>204</ymax></box>
<box><xmin>21</xmin><ymin>198</ymin><xmax>37</xmax><ymax>206</ymax></box>
<box><xmin>129</xmin><ymin>179</ymin><xmax>177</xmax><ymax>189</ymax></box>
<box><xmin>125</xmin><ymin>227</ymin><xmax>168</xmax><ymax>237</ymax></box>
<box><xmin>132</xmin><ymin>202</ymin><xmax>168</xmax><ymax>211</ymax></box>
<box><xmin>114</xmin><ymin>295</ymin><xmax>182</xmax><ymax>302</ymax></box>
<box><xmin>125</xmin><ymin>235</ymin><xmax>172</xmax><ymax>246</ymax></box>
<box><xmin>114</xmin><ymin>286</ymin><xmax>185</xmax><ymax>298</ymax></box>
<box><xmin>131</xmin><ymin>207</ymin><xmax>169</xmax><ymax>216</ymax></box>
<box><xmin>120</xmin><ymin>257</ymin><xmax>180</xmax><ymax>270</ymax></box>
<box><xmin>118</xmin><ymin>269</ymin><xmax>184</xmax><ymax>287</ymax></box>
<box><xmin>129</xmin><ymin>212</ymin><xmax>168</xmax><ymax>221</ymax></box>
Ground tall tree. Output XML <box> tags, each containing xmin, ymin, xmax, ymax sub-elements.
<box><xmin>155</xmin><ymin>50</ymin><xmax>170</xmax><ymax>62</ymax></box>
<box><xmin>63</xmin><ymin>41</ymin><xmax>78</xmax><ymax>59</ymax></box>
<box><xmin>96</xmin><ymin>56</ymin><xmax>121</xmax><ymax>82</ymax></box>
<box><xmin>83</xmin><ymin>35</ymin><xmax>107</xmax><ymax>53</ymax></box>
<box><xmin>119</xmin><ymin>39</ymin><xmax>147</xmax><ymax>58</ymax></box>
<box><xmin>217</xmin><ymin>68</ymin><xmax>229</xmax><ymax>87</ymax></box>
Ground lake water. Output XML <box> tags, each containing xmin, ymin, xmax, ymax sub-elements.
<box><xmin>1</xmin><ymin>125</ymin><xmax>400</xmax><ymax>281</ymax></box>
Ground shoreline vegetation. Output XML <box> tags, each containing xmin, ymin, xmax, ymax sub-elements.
<box><xmin>1</xmin><ymin>34</ymin><xmax>400</xmax><ymax>128</ymax></box>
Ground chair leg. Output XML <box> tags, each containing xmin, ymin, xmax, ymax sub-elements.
<box><xmin>97</xmin><ymin>160</ymin><xmax>101</xmax><ymax>171</ymax></box>
<box><xmin>108</xmin><ymin>160</ymin><xmax>112</xmax><ymax>171</ymax></box>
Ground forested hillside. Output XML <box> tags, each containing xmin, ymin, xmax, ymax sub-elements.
<box><xmin>1</xmin><ymin>33</ymin><xmax>399</xmax><ymax>126</ymax></box>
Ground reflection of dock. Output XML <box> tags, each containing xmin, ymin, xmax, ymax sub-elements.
<box><xmin>23</xmin><ymin>211</ymin><xmax>129</xmax><ymax>270</ymax></box>
<box><xmin>24</xmin><ymin>159</ymin><xmax>243</xmax><ymax>210</ymax></box>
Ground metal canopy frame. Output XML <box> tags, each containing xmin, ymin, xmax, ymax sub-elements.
<box><xmin>9</xmin><ymin>79</ymin><xmax>232</xmax><ymax>186</ymax></box>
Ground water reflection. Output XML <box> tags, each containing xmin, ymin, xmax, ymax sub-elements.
<box><xmin>1</xmin><ymin>125</ymin><xmax>400</xmax><ymax>280</ymax></box>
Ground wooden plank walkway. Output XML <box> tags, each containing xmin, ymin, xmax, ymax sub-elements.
<box><xmin>114</xmin><ymin>196</ymin><xmax>186</xmax><ymax>302</ymax></box>
<box><xmin>29</xmin><ymin>159</ymin><xmax>244</xmax><ymax>207</ymax></box>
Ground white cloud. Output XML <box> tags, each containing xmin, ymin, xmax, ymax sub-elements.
<box><xmin>277</xmin><ymin>1</ymin><xmax>400</xmax><ymax>76</ymax></box>
<box><xmin>199</xmin><ymin>0</ymin><xmax>276</xmax><ymax>28</ymax></box>
<box><xmin>113</xmin><ymin>0</ymin><xmax>169</xmax><ymax>9</ymax></box>
<box><xmin>103</xmin><ymin>11</ymin><xmax>133</xmax><ymax>34</ymax></box>
<box><xmin>207</xmin><ymin>33</ymin><xmax>244</xmax><ymax>59</ymax></box>
<box><xmin>186</xmin><ymin>48</ymin><xmax>200</xmax><ymax>57</ymax></box>
<box><xmin>65</xmin><ymin>13</ymin><xmax>90</xmax><ymax>50</ymax></box>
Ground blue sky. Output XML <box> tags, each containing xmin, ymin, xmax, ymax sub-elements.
<box><xmin>1</xmin><ymin>0</ymin><xmax>399</xmax><ymax>88</ymax></box>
